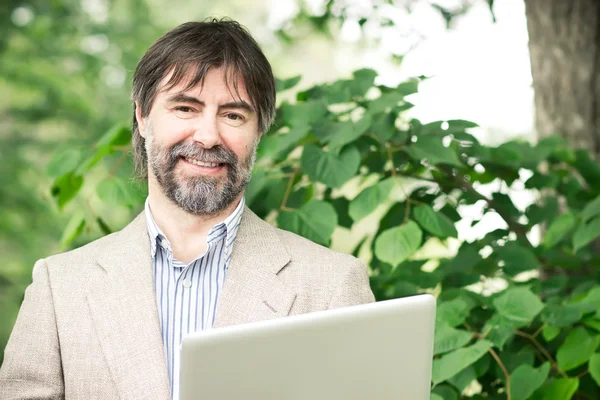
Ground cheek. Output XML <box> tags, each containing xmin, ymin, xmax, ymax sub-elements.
<box><xmin>220</xmin><ymin>125</ymin><xmax>257</xmax><ymax>152</ymax></box>
<box><xmin>225</xmin><ymin>135</ymin><xmax>257</xmax><ymax>160</ymax></box>
<box><xmin>152</xmin><ymin>114</ymin><xmax>196</xmax><ymax>144</ymax></box>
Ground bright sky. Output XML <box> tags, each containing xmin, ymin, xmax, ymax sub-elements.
<box><xmin>267</xmin><ymin>0</ymin><xmax>534</xmax><ymax>145</ymax></box>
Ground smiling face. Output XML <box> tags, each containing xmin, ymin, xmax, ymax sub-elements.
<box><xmin>136</xmin><ymin>66</ymin><xmax>260</xmax><ymax>216</ymax></box>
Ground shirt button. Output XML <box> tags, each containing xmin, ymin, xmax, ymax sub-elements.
<box><xmin>160</xmin><ymin>238</ymin><xmax>169</xmax><ymax>249</ymax></box>
<box><xmin>183</xmin><ymin>279</ymin><xmax>192</xmax><ymax>288</ymax></box>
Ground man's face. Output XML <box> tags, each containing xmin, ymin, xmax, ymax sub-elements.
<box><xmin>137</xmin><ymin>67</ymin><xmax>260</xmax><ymax>216</ymax></box>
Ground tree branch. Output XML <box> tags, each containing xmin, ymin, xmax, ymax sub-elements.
<box><xmin>109</xmin><ymin>151</ymin><xmax>128</xmax><ymax>177</ymax></box>
<box><xmin>514</xmin><ymin>330</ymin><xmax>568</xmax><ymax>378</ymax></box>
<box><xmin>280</xmin><ymin>168</ymin><xmax>299</xmax><ymax>210</ymax></box>
<box><xmin>488</xmin><ymin>347</ymin><xmax>511</xmax><ymax>400</ymax></box>
<box><xmin>438</xmin><ymin>167</ymin><xmax>534</xmax><ymax>249</ymax></box>
<box><xmin>576</xmin><ymin>369</ymin><xmax>589</xmax><ymax>379</ymax></box>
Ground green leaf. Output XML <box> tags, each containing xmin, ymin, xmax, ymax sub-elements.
<box><xmin>437</xmin><ymin>244</ymin><xmax>481</xmax><ymax>275</ymax></box>
<box><xmin>437</xmin><ymin>298</ymin><xmax>471</xmax><ymax>327</ymax></box>
<box><xmin>543</xmin><ymin>325</ymin><xmax>561</xmax><ymax>342</ymax></box>
<box><xmin>556</xmin><ymin>327</ymin><xmax>600</xmax><ymax>371</ymax></box>
<box><xmin>525</xmin><ymin>173</ymin><xmax>560</xmax><ymax>190</ymax></box>
<box><xmin>535</xmin><ymin>135</ymin><xmax>566</xmax><ymax>160</ymax></box>
<box><xmin>277</xmin><ymin>200</ymin><xmax>337</xmax><ymax>246</ymax></box>
<box><xmin>431</xmin><ymin>384</ymin><xmax>459</xmax><ymax>400</ymax></box>
<box><xmin>497</xmin><ymin>242</ymin><xmax>541</xmax><ymax>276</ymax></box>
<box><xmin>430</xmin><ymin>394</ymin><xmax>444</xmax><ymax>400</ymax></box>
<box><xmin>574</xmin><ymin>149</ymin><xmax>600</xmax><ymax>189</ymax></box>
<box><xmin>572</xmin><ymin>216</ymin><xmax>600</xmax><ymax>251</ymax></box>
<box><xmin>486</xmin><ymin>143</ymin><xmax>522</xmax><ymax>167</ymax></box>
<box><xmin>581</xmin><ymin>194</ymin><xmax>600</xmax><ymax>222</ymax></box>
<box><xmin>493</xmin><ymin>287</ymin><xmax>544</xmax><ymax>326</ymax></box>
<box><xmin>490</xmin><ymin>192</ymin><xmax>521</xmax><ymax>220</ymax></box>
<box><xmin>396</xmin><ymin>80</ymin><xmax>419</xmax><ymax>96</ymax></box>
<box><xmin>589</xmin><ymin>353</ymin><xmax>600</xmax><ymax>387</ymax></box>
<box><xmin>280</xmin><ymin>100</ymin><xmax>328</xmax><ymax>128</ymax></box>
<box><xmin>583</xmin><ymin>318</ymin><xmax>600</xmax><ymax>333</ymax></box>
<box><xmin>59</xmin><ymin>210</ymin><xmax>86</xmax><ymax>248</ymax></box>
<box><xmin>330</xmin><ymin>197</ymin><xmax>353</xmax><ymax>229</ymax></box>
<box><xmin>446</xmin><ymin>119</ymin><xmax>479</xmax><ymax>131</ymax></box>
<box><xmin>434</xmin><ymin>323</ymin><xmax>474</xmax><ymax>355</ymax></box>
<box><xmin>379</xmin><ymin>202</ymin><xmax>407</xmax><ymax>232</ymax></box>
<box><xmin>374</xmin><ymin>221</ymin><xmax>422</xmax><ymax>267</ymax></box>
<box><xmin>95</xmin><ymin>125</ymin><xmax>131</xmax><ymax>149</ymax></box>
<box><xmin>510</xmin><ymin>362</ymin><xmax>550</xmax><ymax>400</ymax></box>
<box><xmin>369</xmin><ymin>92</ymin><xmax>404</xmax><ymax>114</ymax></box>
<box><xmin>348</xmin><ymin>68</ymin><xmax>377</xmax><ymax>97</ymax></box>
<box><xmin>497</xmin><ymin>348</ymin><xmax>536</xmax><ymax>377</ymax></box>
<box><xmin>413</xmin><ymin>204</ymin><xmax>458</xmax><ymax>239</ymax></box>
<box><xmin>96</xmin><ymin>217</ymin><xmax>112</xmax><ymax>235</ymax></box>
<box><xmin>406</xmin><ymin>136</ymin><xmax>462</xmax><ymax>167</ymax></box>
<box><xmin>578</xmin><ymin>286</ymin><xmax>600</xmax><ymax>311</ymax></box>
<box><xmin>244</xmin><ymin>168</ymin><xmax>268</xmax><ymax>206</ymax></box>
<box><xmin>482</xmin><ymin>313</ymin><xmax>517</xmax><ymax>350</ymax></box>
<box><xmin>322</xmin><ymin>80</ymin><xmax>354</xmax><ymax>104</ymax></box>
<box><xmin>291</xmin><ymin>186</ymin><xmax>316</xmax><ymax>210</ymax></box>
<box><xmin>47</xmin><ymin>148</ymin><xmax>83</xmax><ymax>177</ymax></box>
<box><xmin>349</xmin><ymin>178</ymin><xmax>395</xmax><ymax>222</ymax></box>
<box><xmin>542</xmin><ymin>304</ymin><xmax>583</xmax><ymax>327</ymax></box>
<box><xmin>259</xmin><ymin>126</ymin><xmax>309</xmax><ymax>161</ymax></box>
<box><xmin>50</xmin><ymin>173</ymin><xmax>84</xmax><ymax>209</ymax></box>
<box><xmin>369</xmin><ymin>112</ymin><xmax>397</xmax><ymax>141</ymax></box>
<box><xmin>301</xmin><ymin>144</ymin><xmax>361</xmax><ymax>188</ymax></box>
<box><xmin>431</xmin><ymin>340</ymin><xmax>492</xmax><ymax>385</ymax></box>
<box><xmin>275</xmin><ymin>75</ymin><xmax>302</xmax><ymax>93</ymax></box>
<box><xmin>540</xmin><ymin>378</ymin><xmax>579</xmax><ymax>400</ymax></box>
<box><xmin>543</xmin><ymin>212</ymin><xmax>576</xmax><ymax>248</ymax></box>
<box><xmin>97</xmin><ymin>177</ymin><xmax>136</xmax><ymax>207</ymax></box>
<box><xmin>527</xmin><ymin>197</ymin><xmax>559</xmax><ymax>227</ymax></box>
<box><xmin>448</xmin><ymin>365</ymin><xmax>476</xmax><ymax>393</ymax></box>
<box><xmin>327</xmin><ymin>117</ymin><xmax>372</xmax><ymax>150</ymax></box>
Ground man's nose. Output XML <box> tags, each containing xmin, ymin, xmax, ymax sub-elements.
<box><xmin>191</xmin><ymin>114</ymin><xmax>220</xmax><ymax>149</ymax></box>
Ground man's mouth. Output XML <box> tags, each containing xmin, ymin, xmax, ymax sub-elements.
<box><xmin>182</xmin><ymin>156</ymin><xmax>225</xmax><ymax>168</ymax></box>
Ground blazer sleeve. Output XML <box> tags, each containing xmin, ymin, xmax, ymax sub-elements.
<box><xmin>327</xmin><ymin>258</ymin><xmax>375</xmax><ymax>309</ymax></box>
<box><xmin>0</xmin><ymin>259</ymin><xmax>65</xmax><ymax>400</ymax></box>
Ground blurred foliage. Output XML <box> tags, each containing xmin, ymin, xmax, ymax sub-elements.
<box><xmin>0</xmin><ymin>0</ymin><xmax>162</xmax><ymax>364</ymax></box>
<box><xmin>45</xmin><ymin>68</ymin><xmax>600</xmax><ymax>397</ymax></box>
<box><xmin>274</xmin><ymin>0</ymin><xmax>496</xmax><ymax>49</ymax></box>
<box><xmin>3</xmin><ymin>1</ymin><xmax>600</xmax><ymax>399</ymax></box>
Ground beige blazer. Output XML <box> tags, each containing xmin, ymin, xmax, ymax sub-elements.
<box><xmin>0</xmin><ymin>207</ymin><xmax>374</xmax><ymax>399</ymax></box>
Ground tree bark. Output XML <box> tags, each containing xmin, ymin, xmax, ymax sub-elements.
<box><xmin>524</xmin><ymin>0</ymin><xmax>600</xmax><ymax>158</ymax></box>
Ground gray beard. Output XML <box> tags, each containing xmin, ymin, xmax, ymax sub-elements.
<box><xmin>145</xmin><ymin>127</ymin><xmax>257</xmax><ymax>216</ymax></box>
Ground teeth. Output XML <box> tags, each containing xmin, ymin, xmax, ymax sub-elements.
<box><xmin>186</xmin><ymin>158</ymin><xmax>220</xmax><ymax>167</ymax></box>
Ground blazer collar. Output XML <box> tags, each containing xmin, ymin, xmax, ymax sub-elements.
<box><xmin>87</xmin><ymin>213</ymin><xmax>170</xmax><ymax>400</ymax></box>
<box><xmin>214</xmin><ymin>206</ymin><xmax>297</xmax><ymax>328</ymax></box>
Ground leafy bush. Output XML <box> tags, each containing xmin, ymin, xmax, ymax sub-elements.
<box><xmin>45</xmin><ymin>69</ymin><xmax>600</xmax><ymax>399</ymax></box>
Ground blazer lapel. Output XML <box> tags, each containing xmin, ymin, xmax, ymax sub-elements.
<box><xmin>214</xmin><ymin>207</ymin><xmax>297</xmax><ymax>328</ymax></box>
<box><xmin>86</xmin><ymin>213</ymin><xmax>170</xmax><ymax>400</ymax></box>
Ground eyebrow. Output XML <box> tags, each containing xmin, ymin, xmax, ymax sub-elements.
<box><xmin>166</xmin><ymin>93</ymin><xmax>254</xmax><ymax>113</ymax></box>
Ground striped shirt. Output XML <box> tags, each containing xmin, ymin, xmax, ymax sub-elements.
<box><xmin>144</xmin><ymin>197</ymin><xmax>245</xmax><ymax>400</ymax></box>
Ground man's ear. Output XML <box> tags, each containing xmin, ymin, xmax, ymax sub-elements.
<box><xmin>135</xmin><ymin>102</ymin><xmax>147</xmax><ymax>138</ymax></box>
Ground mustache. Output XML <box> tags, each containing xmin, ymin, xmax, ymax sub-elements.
<box><xmin>168</xmin><ymin>142</ymin><xmax>238</xmax><ymax>166</ymax></box>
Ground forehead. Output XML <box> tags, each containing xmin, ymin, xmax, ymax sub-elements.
<box><xmin>155</xmin><ymin>66</ymin><xmax>251</xmax><ymax>103</ymax></box>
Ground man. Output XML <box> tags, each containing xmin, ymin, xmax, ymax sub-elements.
<box><xmin>0</xmin><ymin>19</ymin><xmax>374</xmax><ymax>400</ymax></box>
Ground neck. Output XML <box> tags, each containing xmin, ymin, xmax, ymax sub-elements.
<box><xmin>147</xmin><ymin>178</ymin><xmax>242</xmax><ymax>264</ymax></box>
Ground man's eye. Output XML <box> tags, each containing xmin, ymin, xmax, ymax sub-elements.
<box><xmin>175</xmin><ymin>106</ymin><xmax>193</xmax><ymax>113</ymax></box>
<box><xmin>226</xmin><ymin>113</ymin><xmax>243</xmax><ymax>121</ymax></box>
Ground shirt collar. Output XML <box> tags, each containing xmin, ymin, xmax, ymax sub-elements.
<box><xmin>144</xmin><ymin>197</ymin><xmax>245</xmax><ymax>260</ymax></box>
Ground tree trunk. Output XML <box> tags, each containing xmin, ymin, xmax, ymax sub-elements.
<box><xmin>524</xmin><ymin>0</ymin><xmax>600</xmax><ymax>158</ymax></box>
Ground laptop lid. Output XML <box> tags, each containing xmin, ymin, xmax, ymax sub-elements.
<box><xmin>180</xmin><ymin>294</ymin><xmax>436</xmax><ymax>400</ymax></box>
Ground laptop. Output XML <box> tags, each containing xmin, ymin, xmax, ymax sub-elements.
<box><xmin>180</xmin><ymin>294</ymin><xmax>436</xmax><ymax>400</ymax></box>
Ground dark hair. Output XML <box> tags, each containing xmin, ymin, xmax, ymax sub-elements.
<box><xmin>131</xmin><ymin>18</ymin><xmax>276</xmax><ymax>179</ymax></box>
